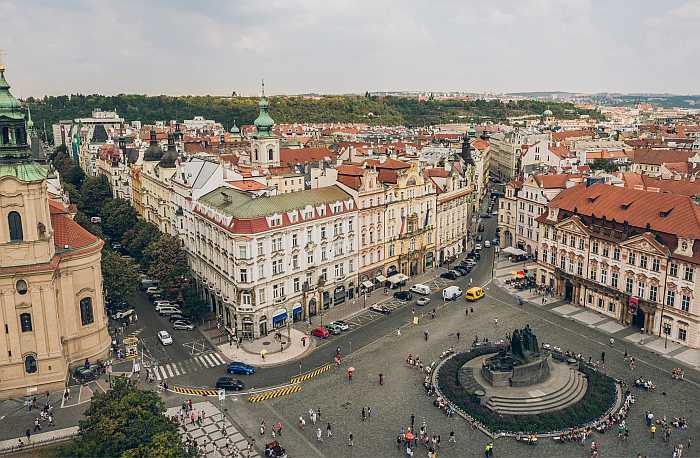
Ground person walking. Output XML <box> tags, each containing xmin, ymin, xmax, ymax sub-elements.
<box><xmin>410</xmin><ymin>414</ymin><xmax>415</xmax><ymax>429</ymax></box>
<box><xmin>457</xmin><ymin>332</ymin><xmax>460</xmax><ymax>341</ymax></box>
<box><xmin>348</xmin><ymin>432</ymin><xmax>353</xmax><ymax>447</ymax></box>
<box><xmin>361</xmin><ymin>407</ymin><xmax>366</xmax><ymax>422</ymax></box>
<box><xmin>650</xmin><ymin>424</ymin><xmax>656</xmax><ymax>439</ymax></box>
<box><xmin>326</xmin><ymin>422</ymin><xmax>332</xmax><ymax>438</ymax></box>
<box><xmin>367</xmin><ymin>406</ymin><xmax>372</xmax><ymax>419</ymax></box>
<box><xmin>449</xmin><ymin>430</ymin><xmax>456</xmax><ymax>444</ymax></box>
<box><xmin>379</xmin><ymin>373</ymin><xmax>384</xmax><ymax>385</ymax></box>
<box><xmin>299</xmin><ymin>416</ymin><xmax>306</xmax><ymax>429</ymax></box>
<box><xmin>424</xmin><ymin>330</ymin><xmax>429</xmax><ymax>341</ymax></box>
<box><xmin>25</xmin><ymin>429</ymin><xmax>31</xmax><ymax>443</ymax></box>
<box><xmin>316</xmin><ymin>427</ymin><xmax>323</xmax><ymax>442</ymax></box>
<box><xmin>601</xmin><ymin>351</ymin><xmax>605</xmax><ymax>364</ymax></box>
<box><xmin>397</xmin><ymin>328</ymin><xmax>401</xmax><ymax>337</ymax></box>
<box><xmin>317</xmin><ymin>407</ymin><xmax>321</xmax><ymax>421</ymax></box>
<box><xmin>609</xmin><ymin>337</ymin><xmax>615</xmax><ymax>346</ymax></box>
<box><xmin>33</xmin><ymin>417</ymin><xmax>41</xmax><ymax>432</ymax></box>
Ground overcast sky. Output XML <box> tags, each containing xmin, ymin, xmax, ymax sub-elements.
<box><xmin>2</xmin><ymin>0</ymin><xmax>699</xmax><ymax>97</ymax></box>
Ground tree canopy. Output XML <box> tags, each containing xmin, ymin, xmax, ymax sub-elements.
<box><xmin>145</xmin><ymin>235</ymin><xmax>189</xmax><ymax>294</ymax></box>
<box><xmin>56</xmin><ymin>378</ymin><xmax>192</xmax><ymax>458</ymax></box>
<box><xmin>101</xmin><ymin>198</ymin><xmax>138</xmax><ymax>242</ymax></box>
<box><xmin>80</xmin><ymin>175</ymin><xmax>112</xmax><ymax>217</ymax></box>
<box><xmin>101</xmin><ymin>251</ymin><xmax>139</xmax><ymax>304</ymax></box>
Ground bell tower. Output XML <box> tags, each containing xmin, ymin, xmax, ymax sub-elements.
<box><xmin>250</xmin><ymin>80</ymin><xmax>280</xmax><ymax>168</ymax></box>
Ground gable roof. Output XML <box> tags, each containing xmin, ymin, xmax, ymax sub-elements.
<box><xmin>546</xmin><ymin>183</ymin><xmax>700</xmax><ymax>239</ymax></box>
<box><xmin>630</xmin><ymin>148</ymin><xmax>692</xmax><ymax>165</ymax></box>
<box><xmin>279</xmin><ymin>147</ymin><xmax>334</xmax><ymax>166</ymax></box>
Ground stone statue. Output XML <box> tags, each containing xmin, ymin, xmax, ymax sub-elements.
<box><xmin>511</xmin><ymin>329</ymin><xmax>524</xmax><ymax>359</ymax></box>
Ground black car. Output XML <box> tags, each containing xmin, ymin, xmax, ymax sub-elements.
<box><xmin>168</xmin><ymin>313</ymin><xmax>191</xmax><ymax>322</ymax></box>
<box><xmin>393</xmin><ymin>291</ymin><xmax>413</xmax><ymax>301</ymax></box>
<box><xmin>441</xmin><ymin>271</ymin><xmax>458</xmax><ymax>280</ymax></box>
<box><xmin>455</xmin><ymin>266</ymin><xmax>470</xmax><ymax>276</ymax></box>
<box><xmin>216</xmin><ymin>377</ymin><xmax>245</xmax><ymax>391</ymax></box>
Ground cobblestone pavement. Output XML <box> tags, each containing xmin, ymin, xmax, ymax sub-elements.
<box><xmin>167</xmin><ymin>401</ymin><xmax>260</xmax><ymax>457</ymax></box>
<box><xmin>233</xmin><ymin>286</ymin><xmax>700</xmax><ymax>458</ymax></box>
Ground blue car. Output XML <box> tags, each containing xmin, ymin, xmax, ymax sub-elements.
<box><xmin>226</xmin><ymin>362</ymin><xmax>256</xmax><ymax>375</ymax></box>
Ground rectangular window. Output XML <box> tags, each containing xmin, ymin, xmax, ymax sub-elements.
<box><xmin>651</xmin><ymin>258</ymin><xmax>660</xmax><ymax>272</ymax></box>
<box><xmin>681</xmin><ymin>295</ymin><xmax>690</xmax><ymax>312</ymax></box>
<box><xmin>589</xmin><ymin>267</ymin><xmax>597</xmax><ymax>281</ymax></box>
<box><xmin>239</xmin><ymin>268</ymin><xmax>248</xmax><ymax>283</ymax></box>
<box><xmin>637</xmin><ymin>282</ymin><xmax>645</xmax><ymax>298</ymax></box>
<box><xmin>292</xmin><ymin>234</ymin><xmax>298</xmax><ymax>247</ymax></box>
<box><xmin>320</xmin><ymin>226</ymin><xmax>327</xmax><ymax>240</ymax></box>
<box><xmin>80</xmin><ymin>298</ymin><xmax>94</xmax><ymax>326</ymax></box>
<box><xmin>321</xmin><ymin>268</ymin><xmax>327</xmax><ymax>283</ymax></box>
<box><xmin>258</xmin><ymin>288</ymin><xmax>266</xmax><ymax>303</ymax></box>
<box><xmin>272</xmin><ymin>259</ymin><xmax>283</xmax><ymax>275</ymax></box>
<box><xmin>608</xmin><ymin>301</ymin><xmax>615</xmax><ymax>313</ymax></box>
<box><xmin>20</xmin><ymin>313</ymin><xmax>32</xmax><ymax>332</ymax></box>
<box><xmin>292</xmin><ymin>254</ymin><xmax>299</xmax><ymax>270</ymax></box>
<box><xmin>257</xmin><ymin>241</ymin><xmax>264</xmax><ymax>256</ymax></box>
<box><xmin>306</xmin><ymin>228</ymin><xmax>313</xmax><ymax>243</ymax></box>
<box><xmin>389</xmin><ymin>244</ymin><xmax>395</xmax><ymax>257</ymax></box>
<box><xmin>628</xmin><ymin>251</ymin><xmax>636</xmax><ymax>265</ymax></box>
<box><xmin>613</xmin><ymin>247</ymin><xmax>620</xmax><ymax>261</ymax></box>
<box><xmin>578</xmin><ymin>238</ymin><xmax>584</xmax><ymax>250</ymax></box>
<box><xmin>666</xmin><ymin>290</ymin><xmax>676</xmax><ymax>306</ymax></box>
<box><xmin>678</xmin><ymin>328</ymin><xmax>687</xmax><ymax>341</ymax></box>
<box><xmin>684</xmin><ymin>266</ymin><xmax>694</xmax><ymax>282</ymax></box>
<box><xmin>272</xmin><ymin>237</ymin><xmax>282</xmax><ymax>252</ymax></box>
<box><xmin>577</xmin><ymin>261</ymin><xmax>583</xmax><ymax>276</ymax></box>
<box><xmin>294</xmin><ymin>277</ymin><xmax>300</xmax><ymax>293</ymax></box>
<box><xmin>625</xmin><ymin>277</ymin><xmax>633</xmax><ymax>294</ymax></box>
<box><xmin>600</xmin><ymin>269</ymin><xmax>607</xmax><ymax>285</ymax></box>
<box><xmin>602</xmin><ymin>244</ymin><xmax>609</xmax><ymax>257</ymax></box>
<box><xmin>307</xmin><ymin>253</ymin><xmax>314</xmax><ymax>265</ymax></box>
<box><xmin>670</xmin><ymin>263</ymin><xmax>678</xmax><ymax>277</ymax></box>
<box><xmin>597</xmin><ymin>297</ymin><xmax>603</xmax><ymax>309</ymax></box>
<box><xmin>258</xmin><ymin>264</ymin><xmax>264</xmax><ymax>278</ymax></box>
<box><xmin>649</xmin><ymin>285</ymin><xmax>657</xmax><ymax>302</ymax></box>
<box><xmin>640</xmin><ymin>255</ymin><xmax>647</xmax><ymax>269</ymax></box>
<box><xmin>591</xmin><ymin>241</ymin><xmax>599</xmax><ymax>254</ymax></box>
<box><xmin>562</xmin><ymin>234</ymin><xmax>568</xmax><ymax>245</ymax></box>
<box><xmin>238</xmin><ymin>245</ymin><xmax>248</xmax><ymax>259</ymax></box>
<box><xmin>611</xmin><ymin>272</ymin><xmax>618</xmax><ymax>288</ymax></box>
<box><xmin>569</xmin><ymin>236</ymin><xmax>575</xmax><ymax>248</ymax></box>
<box><xmin>542</xmin><ymin>250</ymin><xmax>548</xmax><ymax>263</ymax></box>
<box><xmin>560</xmin><ymin>255</ymin><xmax>566</xmax><ymax>270</ymax></box>
<box><xmin>321</xmin><ymin>247</ymin><xmax>327</xmax><ymax>262</ymax></box>
<box><xmin>349</xmin><ymin>259</ymin><xmax>354</xmax><ymax>272</ymax></box>
<box><xmin>241</xmin><ymin>292</ymin><xmax>251</xmax><ymax>305</ymax></box>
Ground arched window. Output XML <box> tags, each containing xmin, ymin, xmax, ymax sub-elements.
<box><xmin>24</xmin><ymin>355</ymin><xmax>37</xmax><ymax>374</ymax></box>
<box><xmin>254</xmin><ymin>148</ymin><xmax>259</xmax><ymax>161</ymax></box>
<box><xmin>15</xmin><ymin>127</ymin><xmax>25</xmax><ymax>145</ymax></box>
<box><xmin>80</xmin><ymin>297</ymin><xmax>94</xmax><ymax>325</ymax></box>
<box><xmin>1</xmin><ymin>127</ymin><xmax>8</xmax><ymax>144</ymax></box>
<box><xmin>8</xmin><ymin>211</ymin><xmax>23</xmax><ymax>241</ymax></box>
<box><xmin>19</xmin><ymin>313</ymin><xmax>32</xmax><ymax>332</ymax></box>
<box><xmin>268</xmin><ymin>148</ymin><xmax>274</xmax><ymax>161</ymax></box>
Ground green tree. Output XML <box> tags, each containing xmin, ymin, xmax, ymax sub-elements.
<box><xmin>63</xmin><ymin>164</ymin><xmax>87</xmax><ymax>189</ymax></box>
<box><xmin>181</xmin><ymin>285</ymin><xmax>210</xmax><ymax>322</ymax></box>
<box><xmin>101</xmin><ymin>199</ymin><xmax>138</xmax><ymax>242</ymax></box>
<box><xmin>63</xmin><ymin>182</ymin><xmax>82</xmax><ymax>208</ymax></box>
<box><xmin>145</xmin><ymin>235</ymin><xmax>189</xmax><ymax>294</ymax></box>
<box><xmin>122</xmin><ymin>221</ymin><xmax>161</xmax><ymax>263</ymax></box>
<box><xmin>56</xmin><ymin>377</ymin><xmax>192</xmax><ymax>458</ymax></box>
<box><xmin>102</xmin><ymin>251</ymin><xmax>139</xmax><ymax>304</ymax></box>
<box><xmin>80</xmin><ymin>175</ymin><xmax>112</xmax><ymax>216</ymax></box>
<box><xmin>589</xmin><ymin>159</ymin><xmax>619</xmax><ymax>173</ymax></box>
<box><xmin>74</xmin><ymin>211</ymin><xmax>104</xmax><ymax>239</ymax></box>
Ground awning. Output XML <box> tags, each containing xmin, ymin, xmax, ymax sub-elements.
<box><xmin>388</xmin><ymin>273</ymin><xmax>409</xmax><ymax>284</ymax></box>
<box><xmin>272</xmin><ymin>310</ymin><xmax>288</xmax><ymax>323</ymax></box>
<box><xmin>502</xmin><ymin>246</ymin><xmax>527</xmax><ymax>256</ymax></box>
<box><xmin>292</xmin><ymin>304</ymin><xmax>303</xmax><ymax>313</ymax></box>
<box><xmin>361</xmin><ymin>280</ymin><xmax>374</xmax><ymax>289</ymax></box>
<box><xmin>375</xmin><ymin>275</ymin><xmax>387</xmax><ymax>283</ymax></box>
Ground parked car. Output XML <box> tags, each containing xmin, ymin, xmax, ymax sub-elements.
<box><xmin>111</xmin><ymin>308</ymin><xmax>135</xmax><ymax>320</ymax></box>
<box><xmin>157</xmin><ymin>330</ymin><xmax>173</xmax><ymax>345</ymax></box>
<box><xmin>216</xmin><ymin>377</ymin><xmax>245</xmax><ymax>391</ymax></box>
<box><xmin>475</xmin><ymin>243</ymin><xmax>482</xmax><ymax>251</ymax></box>
<box><xmin>226</xmin><ymin>362</ymin><xmax>256</xmax><ymax>375</ymax></box>
<box><xmin>172</xmin><ymin>320</ymin><xmax>195</xmax><ymax>331</ymax></box>
<box><xmin>416</xmin><ymin>297</ymin><xmax>431</xmax><ymax>306</ymax></box>
<box><xmin>73</xmin><ymin>365</ymin><xmax>98</xmax><ymax>383</ymax></box>
<box><xmin>146</xmin><ymin>286</ymin><xmax>162</xmax><ymax>295</ymax></box>
<box><xmin>409</xmin><ymin>284</ymin><xmax>431</xmax><ymax>295</ymax></box>
<box><xmin>168</xmin><ymin>313</ymin><xmax>190</xmax><ymax>322</ymax></box>
<box><xmin>484</xmin><ymin>240</ymin><xmax>491</xmax><ymax>248</ymax></box>
<box><xmin>158</xmin><ymin>306</ymin><xmax>182</xmax><ymax>316</ymax></box>
<box><xmin>454</xmin><ymin>266</ymin><xmax>470</xmax><ymax>276</ymax></box>
<box><xmin>155</xmin><ymin>302</ymin><xmax>177</xmax><ymax>312</ymax></box>
<box><xmin>311</xmin><ymin>326</ymin><xmax>330</xmax><ymax>339</ymax></box>
<box><xmin>442</xmin><ymin>286</ymin><xmax>463</xmax><ymax>301</ymax></box>
<box><xmin>440</xmin><ymin>271</ymin><xmax>458</xmax><ymax>280</ymax></box>
<box><xmin>480</xmin><ymin>213</ymin><xmax>491</xmax><ymax>218</ymax></box>
<box><xmin>393</xmin><ymin>291</ymin><xmax>413</xmax><ymax>301</ymax></box>
<box><xmin>369</xmin><ymin>304</ymin><xmax>391</xmax><ymax>315</ymax></box>
<box><xmin>332</xmin><ymin>320</ymin><xmax>350</xmax><ymax>331</ymax></box>
<box><xmin>324</xmin><ymin>323</ymin><xmax>342</xmax><ymax>335</ymax></box>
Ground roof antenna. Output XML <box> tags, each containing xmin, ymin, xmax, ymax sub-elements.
<box><xmin>0</xmin><ymin>49</ymin><xmax>6</xmax><ymax>73</ymax></box>
<box><xmin>261</xmin><ymin>78</ymin><xmax>265</xmax><ymax>97</ymax></box>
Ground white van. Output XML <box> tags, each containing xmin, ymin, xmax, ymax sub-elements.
<box><xmin>158</xmin><ymin>306</ymin><xmax>182</xmax><ymax>316</ymax></box>
<box><xmin>409</xmin><ymin>284</ymin><xmax>431</xmax><ymax>295</ymax></box>
<box><xmin>442</xmin><ymin>286</ymin><xmax>463</xmax><ymax>301</ymax></box>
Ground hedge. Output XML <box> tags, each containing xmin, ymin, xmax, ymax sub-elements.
<box><xmin>436</xmin><ymin>350</ymin><xmax>616</xmax><ymax>434</ymax></box>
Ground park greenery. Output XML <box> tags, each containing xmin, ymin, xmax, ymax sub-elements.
<box><xmin>28</xmin><ymin>94</ymin><xmax>604</xmax><ymax>141</ymax></box>
<box><xmin>54</xmin><ymin>377</ymin><xmax>194</xmax><ymax>458</ymax></box>
<box><xmin>436</xmin><ymin>350</ymin><xmax>617</xmax><ymax>434</ymax></box>
<box><xmin>48</xmin><ymin>147</ymin><xmax>209</xmax><ymax>321</ymax></box>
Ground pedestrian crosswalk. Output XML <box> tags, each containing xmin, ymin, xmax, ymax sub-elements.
<box><xmin>151</xmin><ymin>352</ymin><xmax>227</xmax><ymax>381</ymax></box>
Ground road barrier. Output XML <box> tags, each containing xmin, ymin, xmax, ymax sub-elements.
<box><xmin>248</xmin><ymin>384</ymin><xmax>302</xmax><ymax>403</ymax></box>
<box><xmin>289</xmin><ymin>362</ymin><xmax>332</xmax><ymax>384</ymax></box>
<box><xmin>171</xmin><ymin>386</ymin><xmax>219</xmax><ymax>396</ymax></box>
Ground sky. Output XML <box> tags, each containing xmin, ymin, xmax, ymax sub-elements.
<box><xmin>1</xmin><ymin>0</ymin><xmax>699</xmax><ymax>97</ymax></box>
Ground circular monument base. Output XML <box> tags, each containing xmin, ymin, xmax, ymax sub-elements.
<box><xmin>463</xmin><ymin>355</ymin><xmax>587</xmax><ymax>415</ymax></box>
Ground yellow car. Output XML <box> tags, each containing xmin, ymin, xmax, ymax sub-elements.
<box><xmin>465</xmin><ymin>287</ymin><xmax>485</xmax><ymax>302</ymax></box>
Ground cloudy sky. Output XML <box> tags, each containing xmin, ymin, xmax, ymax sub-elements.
<box><xmin>1</xmin><ymin>0</ymin><xmax>699</xmax><ymax>97</ymax></box>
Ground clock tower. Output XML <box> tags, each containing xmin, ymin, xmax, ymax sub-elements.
<box><xmin>250</xmin><ymin>82</ymin><xmax>280</xmax><ymax>168</ymax></box>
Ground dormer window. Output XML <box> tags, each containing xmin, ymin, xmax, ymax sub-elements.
<box><xmin>269</xmin><ymin>215</ymin><xmax>283</xmax><ymax>227</ymax></box>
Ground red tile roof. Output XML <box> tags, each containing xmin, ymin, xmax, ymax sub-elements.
<box><xmin>545</xmin><ymin>183</ymin><xmax>700</xmax><ymax>239</ymax></box>
<box><xmin>49</xmin><ymin>203</ymin><xmax>100</xmax><ymax>250</ymax></box>
<box><xmin>227</xmin><ymin>180</ymin><xmax>267</xmax><ymax>191</ymax></box>
<box><xmin>622</xmin><ymin>173</ymin><xmax>700</xmax><ymax>197</ymax></box>
<box><xmin>279</xmin><ymin>147</ymin><xmax>334</xmax><ymax>166</ymax></box>
<box><xmin>470</xmin><ymin>139</ymin><xmax>490</xmax><ymax>151</ymax></box>
<box><xmin>336</xmin><ymin>164</ymin><xmax>365</xmax><ymax>176</ymax></box>
<box><xmin>630</xmin><ymin>148</ymin><xmax>692</xmax><ymax>165</ymax></box>
<box><xmin>552</xmin><ymin>129</ymin><xmax>593</xmax><ymax>142</ymax></box>
<box><xmin>184</xmin><ymin>142</ymin><xmax>207</xmax><ymax>154</ymax></box>
<box><xmin>424</xmin><ymin>168</ymin><xmax>448</xmax><ymax>178</ymax></box>
<box><xmin>337</xmin><ymin>175</ymin><xmax>362</xmax><ymax>190</ymax></box>
<box><xmin>534</xmin><ymin>174</ymin><xmax>580</xmax><ymax>189</ymax></box>
<box><xmin>549</xmin><ymin>145</ymin><xmax>573</xmax><ymax>159</ymax></box>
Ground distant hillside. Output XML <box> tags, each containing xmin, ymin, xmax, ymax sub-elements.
<box><xmin>24</xmin><ymin>94</ymin><xmax>604</xmax><ymax>141</ymax></box>
<box><xmin>590</xmin><ymin>94</ymin><xmax>700</xmax><ymax>109</ymax></box>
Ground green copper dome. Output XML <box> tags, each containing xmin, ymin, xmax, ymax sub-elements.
<box><xmin>253</xmin><ymin>97</ymin><xmax>275</xmax><ymax>137</ymax></box>
<box><xmin>0</xmin><ymin>69</ymin><xmax>23</xmax><ymax>119</ymax></box>
<box><xmin>230</xmin><ymin>120</ymin><xmax>240</xmax><ymax>134</ymax></box>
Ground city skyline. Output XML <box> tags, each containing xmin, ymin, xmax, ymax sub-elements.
<box><xmin>1</xmin><ymin>0</ymin><xmax>699</xmax><ymax>98</ymax></box>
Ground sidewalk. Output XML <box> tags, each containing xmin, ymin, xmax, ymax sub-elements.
<box><xmin>216</xmin><ymin>328</ymin><xmax>314</xmax><ymax>367</ymax></box>
<box><xmin>0</xmin><ymin>426</ymin><xmax>78</xmax><ymax>455</ymax></box>
<box><xmin>493</xmin><ymin>257</ymin><xmax>700</xmax><ymax>369</ymax></box>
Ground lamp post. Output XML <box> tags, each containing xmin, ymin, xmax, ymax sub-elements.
<box><xmin>318</xmin><ymin>278</ymin><xmax>326</xmax><ymax>328</ymax></box>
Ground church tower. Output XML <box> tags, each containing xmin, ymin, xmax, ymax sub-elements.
<box><xmin>250</xmin><ymin>82</ymin><xmax>280</xmax><ymax>168</ymax></box>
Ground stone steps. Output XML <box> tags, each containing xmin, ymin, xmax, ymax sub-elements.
<box><xmin>485</xmin><ymin>369</ymin><xmax>587</xmax><ymax>415</ymax></box>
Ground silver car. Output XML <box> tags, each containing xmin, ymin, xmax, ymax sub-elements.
<box><xmin>172</xmin><ymin>320</ymin><xmax>195</xmax><ymax>331</ymax></box>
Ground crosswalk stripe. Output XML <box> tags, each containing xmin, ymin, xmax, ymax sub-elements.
<box><xmin>202</xmin><ymin>354</ymin><xmax>215</xmax><ymax>367</ymax></box>
<box><xmin>172</xmin><ymin>364</ymin><xmax>181</xmax><ymax>376</ymax></box>
<box><xmin>158</xmin><ymin>366</ymin><xmax>167</xmax><ymax>380</ymax></box>
<box><xmin>209</xmin><ymin>353</ymin><xmax>225</xmax><ymax>365</ymax></box>
<box><xmin>166</xmin><ymin>364</ymin><xmax>175</xmax><ymax>378</ymax></box>
<box><xmin>154</xmin><ymin>367</ymin><xmax>161</xmax><ymax>381</ymax></box>
<box><xmin>196</xmin><ymin>355</ymin><xmax>207</xmax><ymax>366</ymax></box>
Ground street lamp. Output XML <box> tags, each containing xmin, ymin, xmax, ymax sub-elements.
<box><xmin>663</xmin><ymin>322</ymin><xmax>672</xmax><ymax>349</ymax></box>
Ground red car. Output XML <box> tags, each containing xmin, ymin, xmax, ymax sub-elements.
<box><xmin>311</xmin><ymin>326</ymin><xmax>330</xmax><ymax>339</ymax></box>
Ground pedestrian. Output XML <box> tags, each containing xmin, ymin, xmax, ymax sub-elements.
<box><xmin>327</xmin><ymin>422</ymin><xmax>332</xmax><ymax>438</ymax></box>
<box><xmin>601</xmin><ymin>351</ymin><xmax>605</xmax><ymax>363</ymax></box>
<box><xmin>367</xmin><ymin>406</ymin><xmax>372</xmax><ymax>418</ymax></box>
<box><xmin>25</xmin><ymin>429</ymin><xmax>31</xmax><ymax>443</ymax></box>
<box><xmin>466</xmin><ymin>308</ymin><xmax>469</xmax><ymax>317</ymax></box>
<box><xmin>348</xmin><ymin>433</ymin><xmax>353</xmax><ymax>447</ymax></box>
<box><xmin>317</xmin><ymin>407</ymin><xmax>321</xmax><ymax>420</ymax></box>
<box><xmin>610</xmin><ymin>337</ymin><xmax>615</xmax><ymax>346</ymax></box>
<box><xmin>397</xmin><ymin>328</ymin><xmax>401</xmax><ymax>337</ymax></box>
<box><xmin>449</xmin><ymin>430</ymin><xmax>456</xmax><ymax>444</ymax></box>
<box><xmin>424</xmin><ymin>330</ymin><xmax>429</xmax><ymax>341</ymax></box>
<box><xmin>457</xmin><ymin>332</ymin><xmax>460</xmax><ymax>341</ymax></box>
<box><xmin>348</xmin><ymin>371</ymin><xmax>353</xmax><ymax>382</ymax></box>
<box><xmin>260</xmin><ymin>420</ymin><xmax>265</xmax><ymax>436</ymax></box>
<box><xmin>316</xmin><ymin>427</ymin><xmax>323</xmax><ymax>442</ymax></box>
<box><xmin>299</xmin><ymin>416</ymin><xmax>305</xmax><ymax>429</ymax></box>
<box><xmin>361</xmin><ymin>407</ymin><xmax>366</xmax><ymax>422</ymax></box>
<box><xmin>379</xmin><ymin>373</ymin><xmax>384</xmax><ymax>385</ymax></box>
<box><xmin>410</xmin><ymin>414</ymin><xmax>415</xmax><ymax>429</ymax></box>
<box><xmin>650</xmin><ymin>424</ymin><xmax>656</xmax><ymax>439</ymax></box>
<box><xmin>34</xmin><ymin>417</ymin><xmax>41</xmax><ymax>432</ymax></box>
<box><xmin>494</xmin><ymin>318</ymin><xmax>498</xmax><ymax>327</ymax></box>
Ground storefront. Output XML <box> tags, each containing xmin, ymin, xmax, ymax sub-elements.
<box><xmin>308</xmin><ymin>298</ymin><xmax>317</xmax><ymax>316</ymax></box>
<box><xmin>241</xmin><ymin>317</ymin><xmax>254</xmax><ymax>339</ymax></box>
<box><xmin>272</xmin><ymin>309</ymin><xmax>288</xmax><ymax>329</ymax></box>
<box><xmin>292</xmin><ymin>303</ymin><xmax>303</xmax><ymax>322</ymax></box>
<box><xmin>259</xmin><ymin>316</ymin><xmax>268</xmax><ymax>337</ymax></box>
<box><xmin>323</xmin><ymin>291</ymin><xmax>331</xmax><ymax>309</ymax></box>
<box><xmin>425</xmin><ymin>252</ymin><xmax>434</xmax><ymax>269</ymax></box>
<box><xmin>334</xmin><ymin>286</ymin><xmax>346</xmax><ymax>305</ymax></box>
<box><xmin>361</xmin><ymin>279</ymin><xmax>374</xmax><ymax>292</ymax></box>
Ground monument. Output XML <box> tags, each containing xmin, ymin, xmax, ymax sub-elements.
<box><xmin>481</xmin><ymin>325</ymin><xmax>550</xmax><ymax>387</ymax></box>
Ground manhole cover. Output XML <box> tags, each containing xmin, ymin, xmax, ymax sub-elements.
<box><xmin>262</xmin><ymin>341</ymin><xmax>271</xmax><ymax>346</ymax></box>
